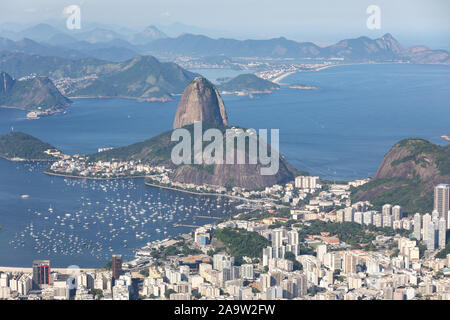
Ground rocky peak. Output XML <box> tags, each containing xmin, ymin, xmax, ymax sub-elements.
<box><xmin>173</xmin><ymin>77</ymin><xmax>228</xmax><ymax>129</ymax></box>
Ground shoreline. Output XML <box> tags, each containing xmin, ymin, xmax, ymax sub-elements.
<box><xmin>44</xmin><ymin>171</ymin><xmax>148</xmax><ymax>181</ymax></box>
<box><xmin>68</xmin><ymin>95</ymin><xmax>172</xmax><ymax>103</ymax></box>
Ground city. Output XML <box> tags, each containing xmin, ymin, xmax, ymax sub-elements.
<box><xmin>1</xmin><ymin>181</ymin><xmax>448</xmax><ymax>300</ymax></box>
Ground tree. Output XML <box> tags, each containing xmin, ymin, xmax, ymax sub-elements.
<box><xmin>164</xmin><ymin>289</ymin><xmax>176</xmax><ymax>299</ymax></box>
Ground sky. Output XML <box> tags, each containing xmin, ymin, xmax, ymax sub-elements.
<box><xmin>1</xmin><ymin>0</ymin><xmax>449</xmax><ymax>48</ymax></box>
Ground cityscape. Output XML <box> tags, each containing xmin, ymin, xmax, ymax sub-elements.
<box><xmin>0</xmin><ymin>0</ymin><xmax>449</xmax><ymax>306</ymax></box>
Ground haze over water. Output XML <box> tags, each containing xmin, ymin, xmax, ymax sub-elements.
<box><xmin>0</xmin><ymin>63</ymin><xmax>449</xmax><ymax>267</ymax></box>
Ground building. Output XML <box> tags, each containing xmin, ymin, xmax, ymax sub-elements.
<box><xmin>438</xmin><ymin>218</ymin><xmax>447</xmax><ymax>249</ymax></box>
<box><xmin>392</xmin><ymin>205</ymin><xmax>402</xmax><ymax>221</ymax></box>
<box><xmin>382</xmin><ymin>204</ymin><xmax>392</xmax><ymax>216</ymax></box>
<box><xmin>32</xmin><ymin>260</ymin><xmax>50</xmax><ymax>289</ymax></box>
<box><xmin>413</xmin><ymin>213</ymin><xmax>422</xmax><ymax>240</ymax></box>
<box><xmin>112</xmin><ymin>254</ymin><xmax>122</xmax><ymax>281</ymax></box>
<box><xmin>294</xmin><ymin>176</ymin><xmax>319</xmax><ymax>190</ymax></box>
<box><xmin>434</xmin><ymin>184</ymin><xmax>449</xmax><ymax>223</ymax></box>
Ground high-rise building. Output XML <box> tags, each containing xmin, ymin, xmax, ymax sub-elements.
<box><xmin>426</xmin><ymin>220</ymin><xmax>436</xmax><ymax>251</ymax></box>
<box><xmin>112</xmin><ymin>254</ymin><xmax>122</xmax><ymax>280</ymax></box>
<box><xmin>438</xmin><ymin>218</ymin><xmax>447</xmax><ymax>249</ymax></box>
<box><xmin>382</xmin><ymin>204</ymin><xmax>392</xmax><ymax>216</ymax></box>
<box><xmin>344</xmin><ymin>207</ymin><xmax>354</xmax><ymax>222</ymax></box>
<box><xmin>392</xmin><ymin>205</ymin><xmax>402</xmax><ymax>221</ymax></box>
<box><xmin>32</xmin><ymin>260</ymin><xmax>50</xmax><ymax>289</ymax></box>
<box><xmin>434</xmin><ymin>184</ymin><xmax>449</xmax><ymax>221</ymax></box>
<box><xmin>413</xmin><ymin>213</ymin><xmax>421</xmax><ymax>240</ymax></box>
<box><xmin>422</xmin><ymin>213</ymin><xmax>432</xmax><ymax>244</ymax></box>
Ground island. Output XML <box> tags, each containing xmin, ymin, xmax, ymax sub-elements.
<box><xmin>441</xmin><ymin>134</ymin><xmax>450</xmax><ymax>141</ymax></box>
<box><xmin>218</xmin><ymin>74</ymin><xmax>280</xmax><ymax>96</ymax></box>
<box><xmin>0</xmin><ymin>132</ymin><xmax>65</xmax><ymax>161</ymax></box>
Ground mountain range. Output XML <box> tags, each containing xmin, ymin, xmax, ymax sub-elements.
<box><xmin>0</xmin><ymin>53</ymin><xmax>199</xmax><ymax>101</ymax></box>
<box><xmin>0</xmin><ymin>23</ymin><xmax>449</xmax><ymax>64</ymax></box>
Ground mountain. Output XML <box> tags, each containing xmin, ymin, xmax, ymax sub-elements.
<box><xmin>143</xmin><ymin>33</ymin><xmax>449</xmax><ymax>64</ymax></box>
<box><xmin>218</xmin><ymin>74</ymin><xmax>280</xmax><ymax>94</ymax></box>
<box><xmin>0</xmin><ymin>132</ymin><xmax>57</xmax><ymax>161</ymax></box>
<box><xmin>352</xmin><ymin>139</ymin><xmax>450</xmax><ymax>213</ymax></box>
<box><xmin>86</xmin><ymin>79</ymin><xmax>298</xmax><ymax>189</ymax></box>
<box><xmin>145</xmin><ymin>34</ymin><xmax>321</xmax><ymax>58</ymax></box>
<box><xmin>0</xmin><ymin>37</ymin><xmax>87</xmax><ymax>59</ymax></box>
<box><xmin>17</xmin><ymin>23</ymin><xmax>63</xmax><ymax>42</ymax></box>
<box><xmin>0</xmin><ymin>71</ymin><xmax>71</xmax><ymax>112</ymax></box>
<box><xmin>321</xmin><ymin>33</ymin><xmax>403</xmax><ymax>61</ymax></box>
<box><xmin>128</xmin><ymin>25</ymin><xmax>167</xmax><ymax>44</ymax></box>
<box><xmin>0</xmin><ymin>52</ymin><xmax>199</xmax><ymax>101</ymax></box>
<box><xmin>69</xmin><ymin>55</ymin><xmax>198</xmax><ymax>101</ymax></box>
<box><xmin>173</xmin><ymin>77</ymin><xmax>228</xmax><ymax>129</ymax></box>
<box><xmin>71</xmin><ymin>28</ymin><xmax>125</xmax><ymax>43</ymax></box>
<box><xmin>402</xmin><ymin>46</ymin><xmax>450</xmax><ymax>64</ymax></box>
<box><xmin>0</xmin><ymin>51</ymin><xmax>107</xmax><ymax>79</ymax></box>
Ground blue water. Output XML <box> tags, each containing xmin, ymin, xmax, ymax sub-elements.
<box><xmin>0</xmin><ymin>63</ymin><xmax>449</xmax><ymax>267</ymax></box>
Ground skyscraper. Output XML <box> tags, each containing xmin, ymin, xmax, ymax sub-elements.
<box><xmin>382</xmin><ymin>204</ymin><xmax>392</xmax><ymax>216</ymax></box>
<box><xmin>413</xmin><ymin>213</ymin><xmax>421</xmax><ymax>240</ymax></box>
<box><xmin>438</xmin><ymin>218</ymin><xmax>447</xmax><ymax>249</ymax></box>
<box><xmin>434</xmin><ymin>184</ymin><xmax>449</xmax><ymax>221</ymax></box>
<box><xmin>112</xmin><ymin>254</ymin><xmax>122</xmax><ymax>280</ymax></box>
<box><xmin>392</xmin><ymin>205</ymin><xmax>402</xmax><ymax>221</ymax></box>
<box><xmin>32</xmin><ymin>260</ymin><xmax>50</xmax><ymax>290</ymax></box>
<box><xmin>422</xmin><ymin>213</ymin><xmax>432</xmax><ymax>244</ymax></box>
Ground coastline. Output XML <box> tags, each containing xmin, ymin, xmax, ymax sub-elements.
<box><xmin>44</xmin><ymin>170</ymin><xmax>149</xmax><ymax>181</ymax></box>
<box><xmin>68</xmin><ymin>95</ymin><xmax>172</xmax><ymax>103</ymax></box>
<box><xmin>0</xmin><ymin>156</ymin><xmax>55</xmax><ymax>162</ymax></box>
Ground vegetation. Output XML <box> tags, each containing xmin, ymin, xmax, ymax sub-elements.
<box><xmin>394</xmin><ymin>139</ymin><xmax>450</xmax><ymax>176</ymax></box>
<box><xmin>218</xmin><ymin>74</ymin><xmax>279</xmax><ymax>93</ymax></box>
<box><xmin>212</xmin><ymin>228</ymin><xmax>271</xmax><ymax>265</ymax></box>
<box><xmin>351</xmin><ymin>177</ymin><xmax>433</xmax><ymax>213</ymax></box>
<box><xmin>0</xmin><ymin>132</ymin><xmax>57</xmax><ymax>160</ymax></box>
<box><xmin>0</xmin><ymin>72</ymin><xmax>70</xmax><ymax>111</ymax></box>
<box><xmin>297</xmin><ymin>221</ymin><xmax>409</xmax><ymax>249</ymax></box>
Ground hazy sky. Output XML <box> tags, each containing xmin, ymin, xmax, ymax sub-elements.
<box><xmin>1</xmin><ymin>0</ymin><xmax>449</xmax><ymax>46</ymax></box>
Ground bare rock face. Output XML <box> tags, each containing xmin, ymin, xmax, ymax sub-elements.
<box><xmin>173</xmin><ymin>77</ymin><xmax>228</xmax><ymax>129</ymax></box>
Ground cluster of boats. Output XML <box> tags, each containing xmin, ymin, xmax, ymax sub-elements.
<box><xmin>8</xmin><ymin>176</ymin><xmax>239</xmax><ymax>264</ymax></box>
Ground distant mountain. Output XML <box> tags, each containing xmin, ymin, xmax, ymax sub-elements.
<box><xmin>352</xmin><ymin>139</ymin><xmax>450</xmax><ymax>213</ymax></box>
<box><xmin>0</xmin><ymin>71</ymin><xmax>70</xmax><ymax>112</ymax></box>
<box><xmin>71</xmin><ymin>28</ymin><xmax>125</xmax><ymax>43</ymax></box>
<box><xmin>173</xmin><ymin>77</ymin><xmax>228</xmax><ymax>129</ymax></box>
<box><xmin>218</xmin><ymin>74</ymin><xmax>280</xmax><ymax>94</ymax></box>
<box><xmin>145</xmin><ymin>34</ymin><xmax>321</xmax><ymax>58</ymax></box>
<box><xmin>16</xmin><ymin>23</ymin><xmax>63</xmax><ymax>42</ymax></box>
<box><xmin>0</xmin><ymin>132</ymin><xmax>58</xmax><ymax>161</ymax></box>
<box><xmin>128</xmin><ymin>25</ymin><xmax>167</xmax><ymax>45</ymax></box>
<box><xmin>144</xmin><ymin>33</ymin><xmax>449</xmax><ymax>64</ymax></box>
<box><xmin>0</xmin><ymin>37</ymin><xmax>87</xmax><ymax>59</ymax></box>
<box><xmin>402</xmin><ymin>46</ymin><xmax>450</xmax><ymax>64</ymax></box>
<box><xmin>321</xmin><ymin>33</ymin><xmax>403</xmax><ymax>61</ymax></box>
<box><xmin>0</xmin><ymin>51</ymin><xmax>106</xmax><ymax>79</ymax></box>
<box><xmin>0</xmin><ymin>52</ymin><xmax>198</xmax><ymax>100</ymax></box>
<box><xmin>69</xmin><ymin>55</ymin><xmax>199</xmax><ymax>101</ymax></box>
